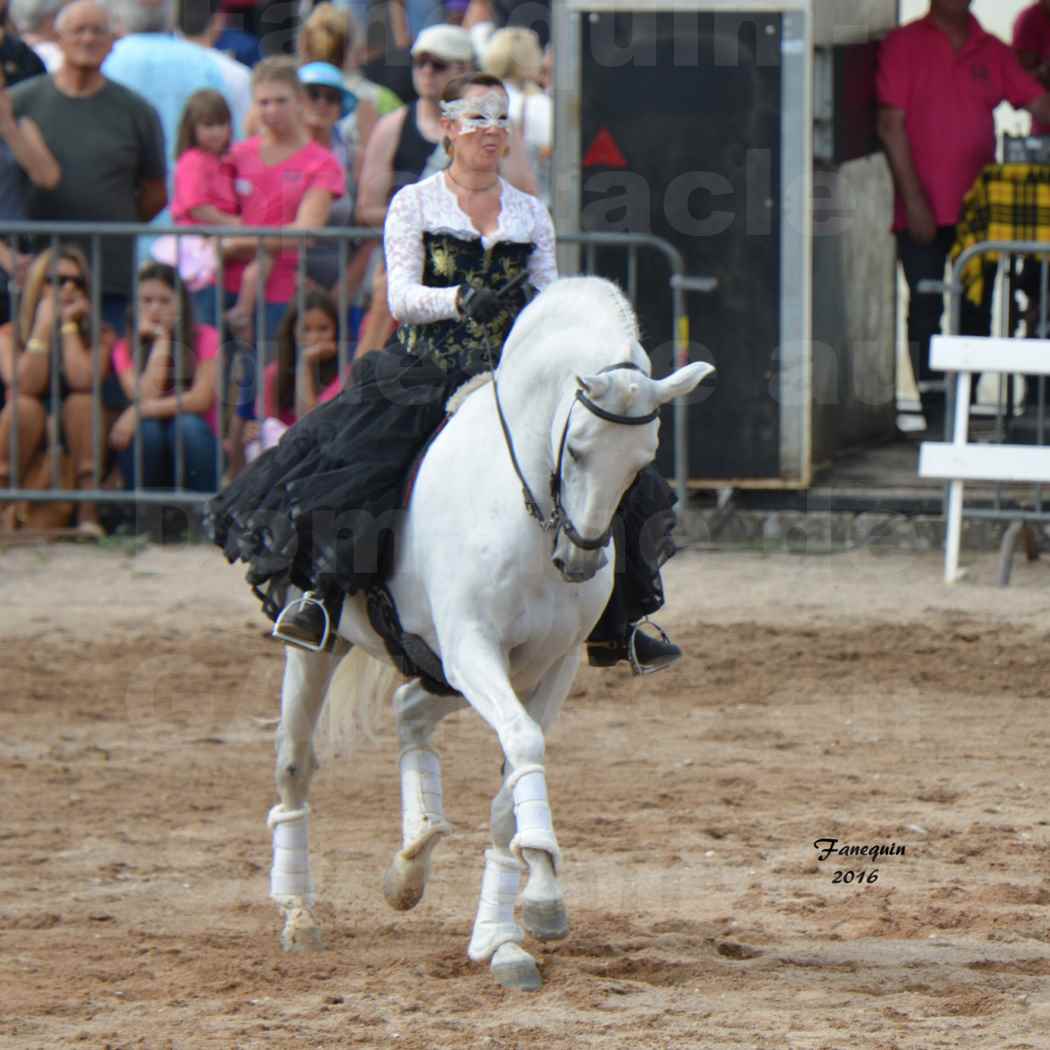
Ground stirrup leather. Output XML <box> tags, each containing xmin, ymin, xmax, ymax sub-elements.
<box><xmin>627</xmin><ymin>618</ymin><xmax>675</xmax><ymax>676</ymax></box>
<box><xmin>272</xmin><ymin>590</ymin><xmax>332</xmax><ymax>653</ymax></box>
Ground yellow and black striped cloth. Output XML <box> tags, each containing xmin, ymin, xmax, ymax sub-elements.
<box><xmin>951</xmin><ymin>163</ymin><xmax>1050</xmax><ymax>305</ymax></box>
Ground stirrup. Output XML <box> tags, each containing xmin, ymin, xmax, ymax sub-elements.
<box><xmin>627</xmin><ymin>619</ymin><xmax>677</xmax><ymax>676</ymax></box>
<box><xmin>272</xmin><ymin>591</ymin><xmax>333</xmax><ymax>653</ymax></box>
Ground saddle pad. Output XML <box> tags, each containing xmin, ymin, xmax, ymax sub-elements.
<box><xmin>366</xmin><ymin>585</ymin><xmax>460</xmax><ymax>697</ymax></box>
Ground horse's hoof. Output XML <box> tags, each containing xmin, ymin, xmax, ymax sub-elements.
<box><xmin>383</xmin><ymin>826</ymin><xmax>448</xmax><ymax>911</ymax></box>
<box><xmin>490</xmin><ymin>943</ymin><xmax>542</xmax><ymax>991</ymax></box>
<box><xmin>383</xmin><ymin>852</ymin><xmax>429</xmax><ymax>911</ymax></box>
<box><xmin>280</xmin><ymin>907</ymin><xmax>324</xmax><ymax>952</ymax></box>
<box><xmin>522</xmin><ymin>897</ymin><xmax>569</xmax><ymax>942</ymax></box>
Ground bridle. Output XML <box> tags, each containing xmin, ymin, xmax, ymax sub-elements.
<box><xmin>544</xmin><ymin>363</ymin><xmax>658</xmax><ymax>550</ymax></box>
<box><xmin>491</xmin><ymin>361</ymin><xmax>655</xmax><ymax>550</ymax></box>
<box><xmin>491</xmin><ymin>360</ymin><xmax>657</xmax><ymax>552</ymax></box>
<box><xmin>475</xmin><ymin>273</ymin><xmax>657</xmax><ymax>553</ymax></box>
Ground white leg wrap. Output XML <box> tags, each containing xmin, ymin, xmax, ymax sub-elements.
<box><xmin>506</xmin><ymin>764</ymin><xmax>561</xmax><ymax>873</ymax></box>
<box><xmin>268</xmin><ymin>804</ymin><xmax>315</xmax><ymax>906</ymax></box>
<box><xmin>399</xmin><ymin>747</ymin><xmax>453</xmax><ymax>856</ymax></box>
<box><xmin>468</xmin><ymin>848</ymin><xmax>525</xmax><ymax>963</ymax></box>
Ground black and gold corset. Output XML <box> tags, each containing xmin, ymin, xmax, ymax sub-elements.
<box><xmin>397</xmin><ymin>232</ymin><xmax>536</xmax><ymax>376</ymax></box>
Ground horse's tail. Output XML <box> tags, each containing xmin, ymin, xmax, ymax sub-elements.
<box><xmin>318</xmin><ymin>646</ymin><xmax>403</xmax><ymax>758</ymax></box>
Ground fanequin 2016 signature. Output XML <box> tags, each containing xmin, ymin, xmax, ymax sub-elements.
<box><xmin>813</xmin><ymin>837</ymin><xmax>907</xmax><ymax>885</ymax></box>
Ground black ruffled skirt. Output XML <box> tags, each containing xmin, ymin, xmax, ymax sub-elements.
<box><xmin>206</xmin><ymin>341</ymin><xmax>678</xmax><ymax>634</ymax></box>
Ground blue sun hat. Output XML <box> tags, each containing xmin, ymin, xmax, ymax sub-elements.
<box><xmin>298</xmin><ymin>62</ymin><xmax>358</xmax><ymax>119</ymax></box>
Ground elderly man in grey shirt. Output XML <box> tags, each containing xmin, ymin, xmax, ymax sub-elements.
<box><xmin>11</xmin><ymin>0</ymin><xmax>166</xmax><ymax>341</ymax></box>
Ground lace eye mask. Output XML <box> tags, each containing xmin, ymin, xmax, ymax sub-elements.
<box><xmin>440</xmin><ymin>91</ymin><xmax>510</xmax><ymax>133</ymax></box>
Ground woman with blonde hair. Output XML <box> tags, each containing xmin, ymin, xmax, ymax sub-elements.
<box><xmin>481</xmin><ymin>27</ymin><xmax>551</xmax><ymax>205</ymax></box>
<box><xmin>297</xmin><ymin>1</ymin><xmax>387</xmax><ymax>177</ymax></box>
<box><xmin>0</xmin><ymin>244</ymin><xmax>112</xmax><ymax>534</ymax></box>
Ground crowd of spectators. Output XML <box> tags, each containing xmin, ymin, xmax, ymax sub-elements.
<box><xmin>0</xmin><ymin>0</ymin><xmax>553</xmax><ymax>536</ymax></box>
<box><xmin>9</xmin><ymin>0</ymin><xmax>1050</xmax><ymax>535</ymax></box>
<box><xmin>878</xmin><ymin>0</ymin><xmax>1050</xmax><ymax>434</ymax></box>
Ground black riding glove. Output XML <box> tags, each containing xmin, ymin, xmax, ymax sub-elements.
<box><xmin>457</xmin><ymin>284</ymin><xmax>503</xmax><ymax>323</ymax></box>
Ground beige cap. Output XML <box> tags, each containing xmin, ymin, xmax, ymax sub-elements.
<box><xmin>410</xmin><ymin>24</ymin><xmax>475</xmax><ymax>65</ymax></box>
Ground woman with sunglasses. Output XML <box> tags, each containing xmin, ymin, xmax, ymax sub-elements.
<box><xmin>296</xmin><ymin>2</ymin><xmax>387</xmax><ymax>172</ymax></box>
<box><xmin>357</xmin><ymin>24</ymin><xmax>534</xmax><ymax>230</ymax></box>
<box><xmin>299</xmin><ymin>61</ymin><xmax>363</xmax><ymax>292</ymax></box>
<box><xmin>208</xmin><ymin>73</ymin><xmax>683</xmax><ymax>675</ymax></box>
<box><xmin>0</xmin><ymin>246</ymin><xmax>111</xmax><ymax>535</ymax></box>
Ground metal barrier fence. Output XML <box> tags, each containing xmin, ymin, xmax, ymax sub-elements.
<box><xmin>941</xmin><ymin>240</ymin><xmax>1050</xmax><ymax>528</ymax></box>
<box><xmin>0</xmin><ymin>221</ymin><xmax>704</xmax><ymax>531</ymax></box>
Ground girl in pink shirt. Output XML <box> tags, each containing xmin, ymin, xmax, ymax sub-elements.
<box><xmin>219</xmin><ymin>57</ymin><xmax>345</xmax><ymax>476</ymax></box>
<box><xmin>166</xmin><ymin>89</ymin><xmax>267</xmax><ymax>333</ymax></box>
<box><xmin>109</xmin><ymin>261</ymin><xmax>221</xmax><ymax>493</ymax></box>
<box><xmin>246</xmin><ymin>290</ymin><xmax>346</xmax><ymax>462</ymax></box>
<box><xmin>172</xmin><ymin>90</ymin><xmax>239</xmax><ymax>228</ymax></box>
<box><xmin>221</xmin><ymin>59</ymin><xmax>345</xmax><ymax>312</ymax></box>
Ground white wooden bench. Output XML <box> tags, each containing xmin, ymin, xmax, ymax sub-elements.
<box><xmin>918</xmin><ymin>335</ymin><xmax>1050</xmax><ymax>583</ymax></box>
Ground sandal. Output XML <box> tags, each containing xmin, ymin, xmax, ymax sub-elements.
<box><xmin>75</xmin><ymin>519</ymin><xmax>105</xmax><ymax>541</ymax></box>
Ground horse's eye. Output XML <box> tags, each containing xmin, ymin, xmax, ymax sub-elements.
<box><xmin>567</xmin><ymin>446</ymin><xmax>581</xmax><ymax>463</ymax></box>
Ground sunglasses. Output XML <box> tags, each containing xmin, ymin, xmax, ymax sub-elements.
<box><xmin>413</xmin><ymin>53</ymin><xmax>450</xmax><ymax>73</ymax></box>
<box><xmin>56</xmin><ymin>273</ymin><xmax>87</xmax><ymax>290</ymax></box>
<box><xmin>305</xmin><ymin>85</ymin><xmax>343</xmax><ymax>106</ymax></box>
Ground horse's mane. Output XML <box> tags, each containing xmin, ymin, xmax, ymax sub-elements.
<box><xmin>588</xmin><ymin>276</ymin><xmax>641</xmax><ymax>342</ymax></box>
<box><xmin>501</xmin><ymin>277</ymin><xmax>644</xmax><ymax>373</ymax></box>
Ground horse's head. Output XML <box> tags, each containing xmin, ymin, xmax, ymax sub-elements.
<box><xmin>549</xmin><ymin>360</ymin><xmax>714</xmax><ymax>583</ymax></box>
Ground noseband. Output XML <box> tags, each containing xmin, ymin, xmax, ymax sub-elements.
<box><xmin>492</xmin><ymin>361</ymin><xmax>658</xmax><ymax>552</ymax></box>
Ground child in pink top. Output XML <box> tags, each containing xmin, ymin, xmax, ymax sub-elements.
<box><xmin>164</xmin><ymin>89</ymin><xmax>266</xmax><ymax>331</ymax></box>
<box><xmin>246</xmin><ymin>290</ymin><xmax>345</xmax><ymax>461</ymax></box>
<box><xmin>171</xmin><ymin>90</ymin><xmax>239</xmax><ymax>226</ymax></box>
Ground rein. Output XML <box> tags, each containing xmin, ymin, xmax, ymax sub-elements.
<box><xmin>477</xmin><ymin>287</ymin><xmax>656</xmax><ymax>551</ymax></box>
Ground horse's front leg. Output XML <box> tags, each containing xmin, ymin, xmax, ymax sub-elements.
<box><xmin>516</xmin><ymin>648</ymin><xmax>579</xmax><ymax>941</ymax></box>
<box><xmin>481</xmin><ymin>648</ymin><xmax>579</xmax><ymax>951</ymax></box>
<box><xmin>270</xmin><ymin>640</ymin><xmax>347</xmax><ymax>951</ymax></box>
<box><xmin>444</xmin><ymin>633</ymin><xmax>571</xmax><ymax>991</ymax></box>
<box><xmin>383</xmin><ymin>680</ymin><xmax>467</xmax><ymax>910</ymax></box>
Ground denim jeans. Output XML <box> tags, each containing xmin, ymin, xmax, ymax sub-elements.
<box><xmin>117</xmin><ymin>414</ymin><xmax>219</xmax><ymax>492</ymax></box>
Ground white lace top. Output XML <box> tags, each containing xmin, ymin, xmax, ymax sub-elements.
<box><xmin>384</xmin><ymin>172</ymin><xmax>558</xmax><ymax>324</ymax></box>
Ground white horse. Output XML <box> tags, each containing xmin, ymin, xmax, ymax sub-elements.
<box><xmin>264</xmin><ymin>276</ymin><xmax>712</xmax><ymax>991</ymax></box>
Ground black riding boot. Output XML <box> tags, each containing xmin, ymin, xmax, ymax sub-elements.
<box><xmin>585</xmin><ymin>467</ymin><xmax>682</xmax><ymax>674</ymax></box>
<box><xmin>273</xmin><ymin>586</ymin><xmax>342</xmax><ymax>652</ymax></box>
<box><xmin>586</xmin><ymin>583</ymin><xmax>681</xmax><ymax>674</ymax></box>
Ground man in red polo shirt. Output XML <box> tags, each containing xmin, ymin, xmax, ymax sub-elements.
<box><xmin>1014</xmin><ymin>0</ymin><xmax>1050</xmax><ymax>123</ymax></box>
<box><xmin>878</xmin><ymin>0</ymin><xmax>1050</xmax><ymax>432</ymax></box>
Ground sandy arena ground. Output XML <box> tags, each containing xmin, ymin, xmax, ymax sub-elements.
<box><xmin>3</xmin><ymin>539</ymin><xmax>1050</xmax><ymax>1049</ymax></box>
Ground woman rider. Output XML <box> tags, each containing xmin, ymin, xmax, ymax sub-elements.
<box><xmin>207</xmin><ymin>73</ymin><xmax>682</xmax><ymax>674</ymax></box>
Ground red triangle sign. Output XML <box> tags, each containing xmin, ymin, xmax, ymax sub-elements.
<box><xmin>583</xmin><ymin>127</ymin><xmax>627</xmax><ymax>169</ymax></box>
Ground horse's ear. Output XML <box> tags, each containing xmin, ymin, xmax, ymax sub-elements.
<box><xmin>576</xmin><ymin>373</ymin><xmax>611</xmax><ymax>400</ymax></box>
<box><xmin>651</xmin><ymin>362</ymin><xmax>715</xmax><ymax>405</ymax></box>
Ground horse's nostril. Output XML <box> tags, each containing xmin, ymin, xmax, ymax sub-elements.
<box><xmin>552</xmin><ymin>557</ymin><xmax>565</xmax><ymax>574</ymax></box>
